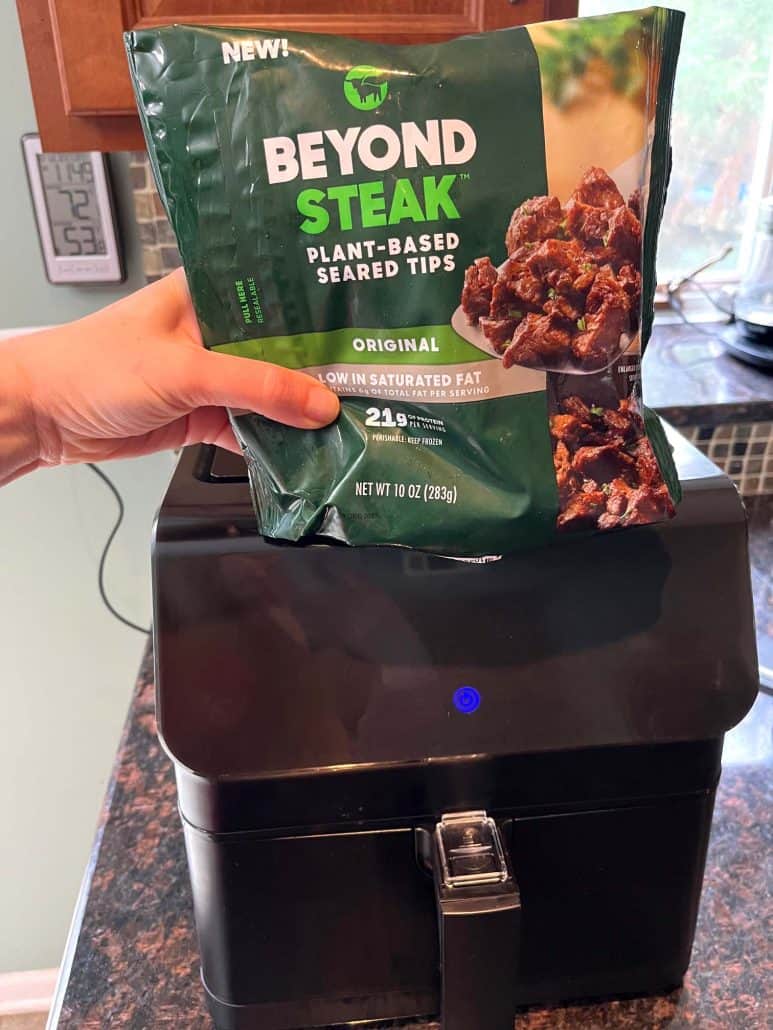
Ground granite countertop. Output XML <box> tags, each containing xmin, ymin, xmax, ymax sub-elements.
<box><xmin>644</xmin><ymin>322</ymin><xmax>773</xmax><ymax>427</ymax></box>
<box><xmin>48</xmin><ymin>499</ymin><xmax>772</xmax><ymax>1030</ymax></box>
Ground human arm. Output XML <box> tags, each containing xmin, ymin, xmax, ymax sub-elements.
<box><xmin>0</xmin><ymin>269</ymin><xmax>339</xmax><ymax>487</ymax></box>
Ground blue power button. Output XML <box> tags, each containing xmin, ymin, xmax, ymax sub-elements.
<box><xmin>453</xmin><ymin>686</ymin><xmax>481</xmax><ymax>714</ymax></box>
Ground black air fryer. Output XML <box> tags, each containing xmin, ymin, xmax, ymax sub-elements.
<box><xmin>152</xmin><ymin>427</ymin><xmax>757</xmax><ymax>1030</ymax></box>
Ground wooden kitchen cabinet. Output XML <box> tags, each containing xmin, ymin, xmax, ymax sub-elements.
<box><xmin>17</xmin><ymin>0</ymin><xmax>578</xmax><ymax>152</ymax></box>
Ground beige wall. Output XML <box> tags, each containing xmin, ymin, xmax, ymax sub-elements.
<box><xmin>0</xmin><ymin>10</ymin><xmax>170</xmax><ymax>975</ymax></box>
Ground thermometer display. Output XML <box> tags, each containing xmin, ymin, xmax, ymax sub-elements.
<box><xmin>36</xmin><ymin>154</ymin><xmax>107</xmax><ymax>258</ymax></box>
<box><xmin>22</xmin><ymin>134</ymin><xmax>124</xmax><ymax>284</ymax></box>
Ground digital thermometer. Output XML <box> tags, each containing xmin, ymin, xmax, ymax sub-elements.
<box><xmin>22</xmin><ymin>134</ymin><xmax>124</xmax><ymax>284</ymax></box>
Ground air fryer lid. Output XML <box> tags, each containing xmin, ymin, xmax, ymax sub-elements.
<box><xmin>153</xmin><ymin>430</ymin><xmax>758</xmax><ymax>782</ymax></box>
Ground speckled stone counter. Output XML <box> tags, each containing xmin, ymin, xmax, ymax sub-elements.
<box><xmin>48</xmin><ymin>500</ymin><xmax>772</xmax><ymax>1030</ymax></box>
<box><xmin>644</xmin><ymin>323</ymin><xmax>773</xmax><ymax>428</ymax></box>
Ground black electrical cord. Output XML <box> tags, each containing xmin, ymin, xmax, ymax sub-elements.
<box><xmin>665</xmin><ymin>289</ymin><xmax>727</xmax><ymax>340</ymax></box>
<box><xmin>664</xmin><ymin>244</ymin><xmax>736</xmax><ymax>338</ymax></box>
<box><xmin>86</xmin><ymin>463</ymin><xmax>151</xmax><ymax>636</ymax></box>
<box><xmin>683</xmin><ymin>276</ymin><xmax>735</xmax><ymax>318</ymax></box>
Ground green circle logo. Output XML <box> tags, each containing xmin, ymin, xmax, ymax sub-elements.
<box><xmin>344</xmin><ymin>65</ymin><xmax>389</xmax><ymax>111</ymax></box>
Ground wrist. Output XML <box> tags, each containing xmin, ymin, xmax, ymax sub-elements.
<box><xmin>0</xmin><ymin>338</ymin><xmax>42</xmax><ymax>486</ymax></box>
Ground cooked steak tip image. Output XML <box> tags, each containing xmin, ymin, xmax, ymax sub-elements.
<box><xmin>460</xmin><ymin>167</ymin><xmax>643</xmax><ymax>373</ymax></box>
<box><xmin>548</xmin><ymin>393</ymin><xmax>675</xmax><ymax>533</ymax></box>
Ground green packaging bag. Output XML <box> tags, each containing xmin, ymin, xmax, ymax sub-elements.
<box><xmin>126</xmin><ymin>7</ymin><xmax>683</xmax><ymax>556</ymax></box>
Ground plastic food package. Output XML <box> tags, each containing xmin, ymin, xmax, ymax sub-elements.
<box><xmin>126</xmin><ymin>6</ymin><xmax>684</xmax><ymax>557</ymax></box>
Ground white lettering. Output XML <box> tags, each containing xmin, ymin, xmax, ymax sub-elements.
<box><xmin>297</xmin><ymin>131</ymin><xmax>327</xmax><ymax>179</ymax></box>
<box><xmin>402</xmin><ymin>120</ymin><xmax>442</xmax><ymax>168</ymax></box>
<box><xmin>263</xmin><ymin>119</ymin><xmax>477</xmax><ymax>183</ymax></box>
<box><xmin>255</xmin><ymin>38</ymin><xmax>281</xmax><ymax>59</ymax></box>
<box><xmin>221</xmin><ymin>37</ymin><xmax>288</xmax><ymax>65</ymax></box>
<box><xmin>358</xmin><ymin>125</ymin><xmax>402</xmax><ymax>172</ymax></box>
<box><xmin>221</xmin><ymin>41</ymin><xmax>241</xmax><ymax>64</ymax></box>
<box><xmin>264</xmin><ymin>137</ymin><xmax>299</xmax><ymax>184</ymax></box>
<box><xmin>441</xmin><ymin>119</ymin><xmax>477</xmax><ymax>164</ymax></box>
<box><xmin>324</xmin><ymin>127</ymin><xmax>360</xmax><ymax>176</ymax></box>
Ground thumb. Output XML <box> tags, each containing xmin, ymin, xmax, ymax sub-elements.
<box><xmin>181</xmin><ymin>349</ymin><xmax>340</xmax><ymax>429</ymax></box>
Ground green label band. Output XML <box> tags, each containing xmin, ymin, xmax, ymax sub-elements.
<box><xmin>213</xmin><ymin>324</ymin><xmax>489</xmax><ymax>369</ymax></box>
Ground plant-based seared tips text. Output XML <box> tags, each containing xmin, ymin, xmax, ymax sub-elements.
<box><xmin>461</xmin><ymin>168</ymin><xmax>642</xmax><ymax>372</ymax></box>
<box><xmin>549</xmin><ymin>394</ymin><xmax>675</xmax><ymax>533</ymax></box>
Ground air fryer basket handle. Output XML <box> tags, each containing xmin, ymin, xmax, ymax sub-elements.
<box><xmin>430</xmin><ymin>812</ymin><xmax>521</xmax><ymax>1030</ymax></box>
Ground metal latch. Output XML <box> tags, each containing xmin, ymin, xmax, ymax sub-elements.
<box><xmin>429</xmin><ymin>810</ymin><xmax>521</xmax><ymax>1030</ymax></box>
<box><xmin>435</xmin><ymin>810</ymin><xmax>509</xmax><ymax>888</ymax></box>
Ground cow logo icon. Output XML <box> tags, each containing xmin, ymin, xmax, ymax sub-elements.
<box><xmin>344</xmin><ymin>65</ymin><xmax>389</xmax><ymax>111</ymax></box>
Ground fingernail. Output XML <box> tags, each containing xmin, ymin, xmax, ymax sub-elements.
<box><xmin>305</xmin><ymin>387</ymin><xmax>340</xmax><ymax>426</ymax></box>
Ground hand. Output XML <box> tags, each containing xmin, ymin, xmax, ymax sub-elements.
<box><xmin>0</xmin><ymin>269</ymin><xmax>339</xmax><ymax>484</ymax></box>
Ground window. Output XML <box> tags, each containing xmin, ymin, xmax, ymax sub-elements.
<box><xmin>579</xmin><ymin>0</ymin><xmax>773</xmax><ymax>283</ymax></box>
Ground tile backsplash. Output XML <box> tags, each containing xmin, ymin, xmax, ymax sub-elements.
<box><xmin>678</xmin><ymin>422</ymin><xmax>773</xmax><ymax>497</ymax></box>
<box><xmin>129</xmin><ymin>152</ymin><xmax>181</xmax><ymax>282</ymax></box>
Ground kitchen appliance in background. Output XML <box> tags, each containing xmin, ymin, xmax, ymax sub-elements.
<box><xmin>152</xmin><ymin>428</ymin><xmax>757</xmax><ymax>1030</ymax></box>
<box><xmin>723</xmin><ymin>195</ymin><xmax>773</xmax><ymax>368</ymax></box>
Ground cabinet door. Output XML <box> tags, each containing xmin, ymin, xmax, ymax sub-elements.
<box><xmin>17</xmin><ymin>1</ymin><xmax>578</xmax><ymax>152</ymax></box>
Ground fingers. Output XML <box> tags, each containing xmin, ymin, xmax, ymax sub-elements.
<box><xmin>182</xmin><ymin>407</ymin><xmax>241</xmax><ymax>452</ymax></box>
<box><xmin>77</xmin><ymin>410</ymin><xmax>243</xmax><ymax>461</ymax></box>
<box><xmin>212</xmin><ymin>426</ymin><xmax>242</xmax><ymax>453</ymax></box>
<box><xmin>181</xmin><ymin>349</ymin><xmax>340</xmax><ymax>429</ymax></box>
